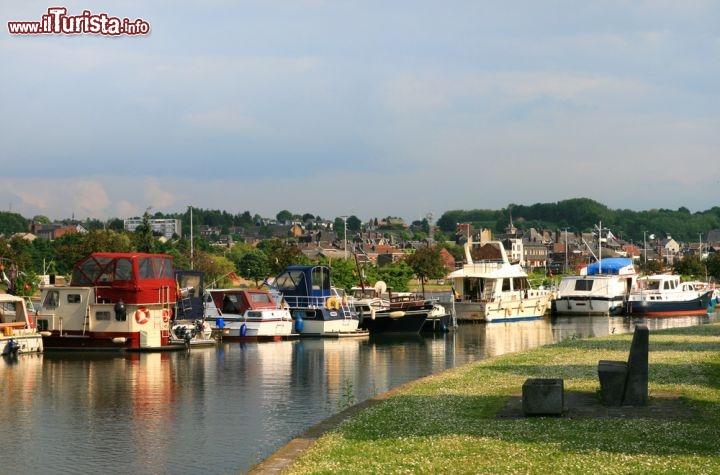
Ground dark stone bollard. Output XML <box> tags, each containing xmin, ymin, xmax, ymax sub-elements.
<box><xmin>597</xmin><ymin>324</ymin><xmax>649</xmax><ymax>406</ymax></box>
<box><xmin>522</xmin><ymin>378</ymin><xmax>564</xmax><ymax>416</ymax></box>
<box><xmin>597</xmin><ymin>360</ymin><xmax>628</xmax><ymax>406</ymax></box>
<box><xmin>623</xmin><ymin>325</ymin><xmax>649</xmax><ymax>405</ymax></box>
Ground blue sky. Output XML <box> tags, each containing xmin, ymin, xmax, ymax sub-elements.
<box><xmin>2</xmin><ymin>1</ymin><xmax>719</xmax><ymax>223</ymax></box>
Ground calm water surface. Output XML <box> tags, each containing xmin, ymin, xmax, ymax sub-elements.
<box><xmin>2</xmin><ymin>313</ymin><xmax>717</xmax><ymax>474</ymax></box>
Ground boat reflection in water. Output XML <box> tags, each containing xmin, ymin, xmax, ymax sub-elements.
<box><xmin>1</xmin><ymin>313</ymin><xmax>718</xmax><ymax>475</ymax></box>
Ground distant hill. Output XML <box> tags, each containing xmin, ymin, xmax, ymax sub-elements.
<box><xmin>436</xmin><ymin>198</ymin><xmax>720</xmax><ymax>243</ymax></box>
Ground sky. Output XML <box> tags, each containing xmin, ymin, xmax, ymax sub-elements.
<box><xmin>1</xmin><ymin>1</ymin><xmax>719</xmax><ymax>224</ymax></box>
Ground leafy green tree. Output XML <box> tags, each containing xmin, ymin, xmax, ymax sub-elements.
<box><xmin>193</xmin><ymin>250</ymin><xmax>235</xmax><ymax>288</ymax></box>
<box><xmin>256</xmin><ymin>239</ymin><xmax>310</xmax><ymax>274</ymax></box>
<box><xmin>134</xmin><ymin>210</ymin><xmax>156</xmax><ymax>253</ymax></box>
<box><xmin>367</xmin><ymin>261</ymin><xmax>414</xmax><ymax>292</ymax></box>
<box><xmin>107</xmin><ymin>218</ymin><xmax>125</xmax><ymax>231</ymax></box>
<box><xmin>276</xmin><ymin>210</ymin><xmax>293</xmax><ymax>223</ymax></box>
<box><xmin>225</xmin><ymin>242</ymin><xmax>255</xmax><ymax>266</ymax></box>
<box><xmin>0</xmin><ymin>211</ymin><xmax>28</xmax><ymax>235</ymax></box>
<box><xmin>7</xmin><ymin>236</ymin><xmax>35</xmax><ymax>272</ymax></box>
<box><xmin>238</xmin><ymin>249</ymin><xmax>271</xmax><ymax>286</ymax></box>
<box><xmin>32</xmin><ymin>215</ymin><xmax>51</xmax><ymax>224</ymax></box>
<box><xmin>405</xmin><ymin>246</ymin><xmax>446</xmax><ymax>295</ymax></box>
<box><xmin>706</xmin><ymin>253</ymin><xmax>720</xmax><ymax>280</ymax></box>
<box><xmin>333</xmin><ymin>217</ymin><xmax>346</xmax><ymax>241</ymax></box>
<box><xmin>673</xmin><ymin>255</ymin><xmax>704</xmax><ymax>278</ymax></box>
<box><xmin>317</xmin><ymin>257</ymin><xmax>358</xmax><ymax>292</ymax></box>
<box><xmin>347</xmin><ymin>215</ymin><xmax>362</xmax><ymax>232</ymax></box>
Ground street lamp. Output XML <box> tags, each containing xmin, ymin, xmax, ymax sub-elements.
<box><xmin>563</xmin><ymin>228</ymin><xmax>569</xmax><ymax>273</ymax></box>
<box><xmin>643</xmin><ymin>230</ymin><xmax>647</xmax><ymax>266</ymax></box>
<box><xmin>340</xmin><ymin>216</ymin><xmax>348</xmax><ymax>259</ymax></box>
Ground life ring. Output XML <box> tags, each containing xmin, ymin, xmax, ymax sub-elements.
<box><xmin>135</xmin><ymin>307</ymin><xmax>150</xmax><ymax>324</ymax></box>
<box><xmin>161</xmin><ymin>309</ymin><xmax>170</xmax><ymax>323</ymax></box>
<box><xmin>326</xmin><ymin>297</ymin><xmax>340</xmax><ymax>310</ymax></box>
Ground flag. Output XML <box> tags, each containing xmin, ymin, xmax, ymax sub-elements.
<box><xmin>226</xmin><ymin>271</ymin><xmax>241</xmax><ymax>285</ymax></box>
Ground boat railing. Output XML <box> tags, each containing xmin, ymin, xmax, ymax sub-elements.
<box><xmin>283</xmin><ymin>295</ymin><xmax>355</xmax><ymax>319</ymax></box>
<box><xmin>462</xmin><ymin>261</ymin><xmax>505</xmax><ymax>273</ymax></box>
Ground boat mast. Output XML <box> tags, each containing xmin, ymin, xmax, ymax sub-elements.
<box><xmin>595</xmin><ymin>221</ymin><xmax>608</xmax><ymax>273</ymax></box>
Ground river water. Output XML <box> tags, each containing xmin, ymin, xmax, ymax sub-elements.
<box><xmin>2</xmin><ymin>313</ymin><xmax>717</xmax><ymax>475</ymax></box>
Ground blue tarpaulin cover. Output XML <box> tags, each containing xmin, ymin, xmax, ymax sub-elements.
<box><xmin>586</xmin><ymin>258</ymin><xmax>633</xmax><ymax>275</ymax></box>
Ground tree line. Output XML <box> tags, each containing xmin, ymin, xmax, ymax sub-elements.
<box><xmin>436</xmin><ymin>198</ymin><xmax>720</xmax><ymax>243</ymax></box>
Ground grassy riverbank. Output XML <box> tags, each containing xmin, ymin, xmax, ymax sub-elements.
<box><xmin>280</xmin><ymin>323</ymin><xmax>720</xmax><ymax>474</ymax></box>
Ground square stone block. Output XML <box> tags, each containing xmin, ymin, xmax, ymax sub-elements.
<box><xmin>597</xmin><ymin>360</ymin><xmax>628</xmax><ymax>406</ymax></box>
<box><xmin>522</xmin><ymin>378</ymin><xmax>564</xmax><ymax>416</ymax></box>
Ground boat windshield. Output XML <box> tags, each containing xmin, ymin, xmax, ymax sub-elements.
<box><xmin>640</xmin><ymin>280</ymin><xmax>661</xmax><ymax>290</ymax></box>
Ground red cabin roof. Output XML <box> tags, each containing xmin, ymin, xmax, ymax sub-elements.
<box><xmin>209</xmin><ymin>289</ymin><xmax>278</xmax><ymax>315</ymax></box>
<box><xmin>70</xmin><ymin>252</ymin><xmax>177</xmax><ymax>305</ymax></box>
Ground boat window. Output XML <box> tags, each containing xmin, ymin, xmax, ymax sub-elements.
<box><xmin>0</xmin><ymin>302</ymin><xmax>16</xmax><ymax>323</ymax></box>
<box><xmin>163</xmin><ymin>257</ymin><xmax>174</xmax><ymax>278</ymax></box>
<box><xmin>501</xmin><ymin>279</ymin><xmax>511</xmax><ymax>292</ymax></box>
<box><xmin>138</xmin><ymin>257</ymin><xmax>155</xmax><ymax>279</ymax></box>
<box><xmin>43</xmin><ymin>290</ymin><xmax>60</xmax><ymax>308</ymax></box>
<box><xmin>154</xmin><ymin>256</ymin><xmax>174</xmax><ymax>279</ymax></box>
<box><xmin>223</xmin><ymin>295</ymin><xmax>238</xmax><ymax>313</ymax></box>
<box><xmin>67</xmin><ymin>294</ymin><xmax>81</xmax><ymax>304</ymax></box>
<box><xmin>311</xmin><ymin>267</ymin><xmax>331</xmax><ymax>291</ymax></box>
<box><xmin>642</xmin><ymin>280</ymin><xmax>660</xmax><ymax>290</ymax></box>
<box><xmin>96</xmin><ymin>311</ymin><xmax>111</xmax><ymax>321</ymax></box>
<box><xmin>115</xmin><ymin>258</ymin><xmax>133</xmax><ymax>280</ymax></box>
<box><xmin>575</xmin><ymin>280</ymin><xmax>594</xmax><ymax>291</ymax></box>
<box><xmin>274</xmin><ymin>271</ymin><xmax>305</xmax><ymax>291</ymax></box>
<box><xmin>250</xmin><ymin>293</ymin><xmax>271</xmax><ymax>303</ymax></box>
<box><xmin>464</xmin><ymin>278</ymin><xmax>484</xmax><ymax>301</ymax></box>
<box><xmin>513</xmin><ymin>278</ymin><xmax>529</xmax><ymax>291</ymax></box>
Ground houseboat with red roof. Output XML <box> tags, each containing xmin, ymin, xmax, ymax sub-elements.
<box><xmin>36</xmin><ymin>252</ymin><xmax>179</xmax><ymax>351</ymax></box>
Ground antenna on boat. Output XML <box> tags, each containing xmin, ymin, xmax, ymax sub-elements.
<box><xmin>593</xmin><ymin>221</ymin><xmax>609</xmax><ymax>273</ymax></box>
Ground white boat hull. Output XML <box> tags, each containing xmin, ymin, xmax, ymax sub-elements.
<box><xmin>297</xmin><ymin>318</ymin><xmax>359</xmax><ymax>336</ymax></box>
<box><xmin>553</xmin><ymin>297</ymin><xmax>626</xmax><ymax>316</ymax></box>
<box><xmin>1</xmin><ymin>329</ymin><xmax>44</xmax><ymax>355</ymax></box>
<box><xmin>213</xmin><ymin>319</ymin><xmax>294</xmax><ymax>340</ymax></box>
<box><xmin>454</xmin><ymin>293</ymin><xmax>551</xmax><ymax>322</ymax></box>
<box><xmin>553</xmin><ymin>273</ymin><xmax>636</xmax><ymax>316</ymax></box>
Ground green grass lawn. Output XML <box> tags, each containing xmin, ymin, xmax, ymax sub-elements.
<box><xmin>282</xmin><ymin>324</ymin><xmax>720</xmax><ymax>474</ymax></box>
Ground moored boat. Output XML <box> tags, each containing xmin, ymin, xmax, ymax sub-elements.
<box><xmin>350</xmin><ymin>282</ymin><xmax>432</xmax><ymax>335</ymax></box>
<box><xmin>272</xmin><ymin>265</ymin><xmax>363</xmax><ymax>337</ymax></box>
<box><xmin>0</xmin><ymin>293</ymin><xmax>44</xmax><ymax>356</ymax></box>
<box><xmin>203</xmin><ymin>288</ymin><xmax>294</xmax><ymax>341</ymax></box>
<box><xmin>422</xmin><ymin>302</ymin><xmax>452</xmax><ymax>332</ymax></box>
<box><xmin>553</xmin><ymin>257</ymin><xmax>637</xmax><ymax>316</ymax></box>
<box><xmin>36</xmin><ymin>252</ymin><xmax>180</xmax><ymax>351</ymax></box>
<box><xmin>447</xmin><ymin>240</ymin><xmax>552</xmax><ymax>322</ymax></box>
<box><xmin>625</xmin><ymin>274</ymin><xmax>713</xmax><ymax>316</ymax></box>
<box><xmin>169</xmin><ymin>319</ymin><xmax>217</xmax><ymax>347</ymax></box>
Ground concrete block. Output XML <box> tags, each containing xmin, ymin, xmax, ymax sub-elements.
<box><xmin>598</xmin><ymin>360</ymin><xmax>627</xmax><ymax>406</ymax></box>
<box><xmin>522</xmin><ymin>378</ymin><xmax>564</xmax><ymax>416</ymax></box>
<box><xmin>624</xmin><ymin>325</ymin><xmax>649</xmax><ymax>405</ymax></box>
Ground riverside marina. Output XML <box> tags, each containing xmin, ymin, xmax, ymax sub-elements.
<box><xmin>2</xmin><ymin>313</ymin><xmax>718</xmax><ymax>474</ymax></box>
